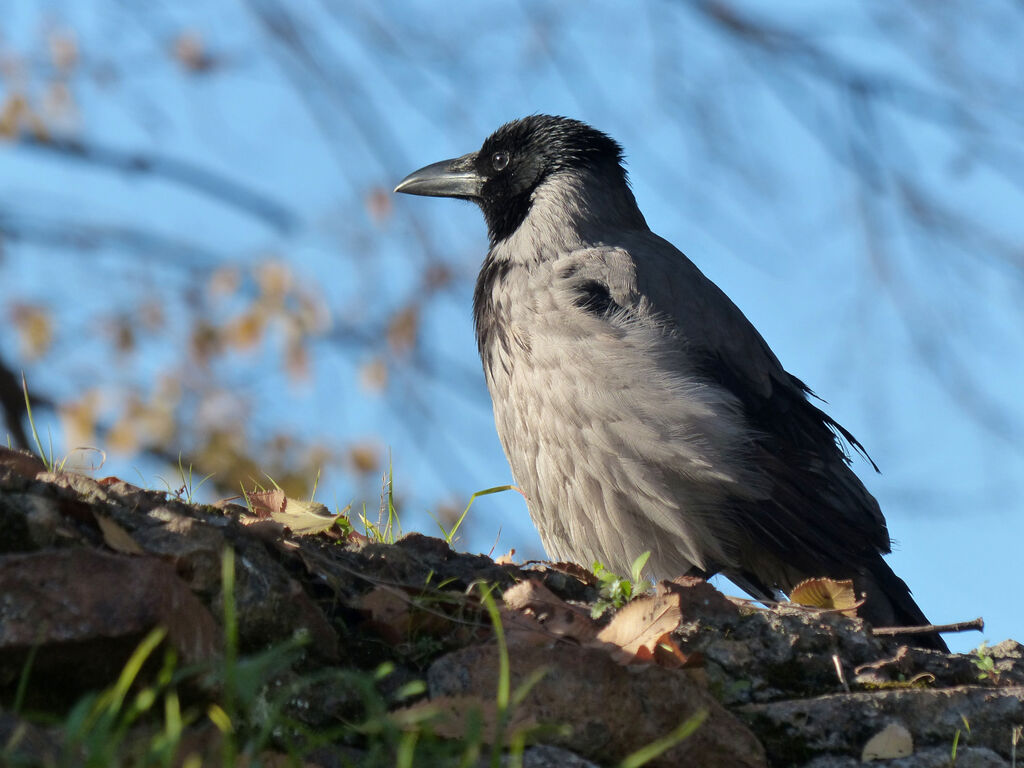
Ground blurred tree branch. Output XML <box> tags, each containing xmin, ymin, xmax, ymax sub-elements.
<box><xmin>11</xmin><ymin>131</ymin><xmax>297</xmax><ymax>232</ymax></box>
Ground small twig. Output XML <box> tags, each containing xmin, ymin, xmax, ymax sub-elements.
<box><xmin>832</xmin><ymin>653</ymin><xmax>850</xmax><ymax>693</ymax></box>
<box><xmin>487</xmin><ymin>525</ymin><xmax>504</xmax><ymax>558</ymax></box>
<box><xmin>872</xmin><ymin>617</ymin><xmax>984</xmax><ymax>637</ymax></box>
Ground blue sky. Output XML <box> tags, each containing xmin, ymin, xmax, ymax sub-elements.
<box><xmin>2</xmin><ymin>0</ymin><xmax>1022</xmax><ymax>653</ymax></box>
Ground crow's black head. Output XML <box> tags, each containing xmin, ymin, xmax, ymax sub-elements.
<box><xmin>474</xmin><ymin>115</ymin><xmax>628</xmax><ymax>241</ymax></box>
<box><xmin>395</xmin><ymin>115</ymin><xmax>629</xmax><ymax>243</ymax></box>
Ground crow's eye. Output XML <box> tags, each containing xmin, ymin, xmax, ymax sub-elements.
<box><xmin>491</xmin><ymin>151</ymin><xmax>509</xmax><ymax>171</ymax></box>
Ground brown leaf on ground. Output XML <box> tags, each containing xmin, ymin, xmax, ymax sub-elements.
<box><xmin>632</xmin><ymin>632</ymin><xmax>701</xmax><ymax>669</ymax></box>
<box><xmin>241</xmin><ymin>489</ymin><xmax>341</xmax><ymax>536</ymax></box>
<box><xmin>497</xmin><ymin>607</ymin><xmax>559</xmax><ymax>648</ymax></box>
<box><xmin>594</xmin><ymin>592</ymin><xmax>684</xmax><ymax>664</ymax></box>
<box><xmin>861</xmin><ymin>722</ymin><xmax>914</xmax><ymax>761</ymax></box>
<box><xmin>503</xmin><ymin>579</ymin><xmax>597</xmax><ymax>644</ymax></box>
<box><xmin>790</xmin><ymin>577</ymin><xmax>859</xmax><ymax>616</ymax></box>
<box><xmin>266</xmin><ymin>499</ymin><xmax>338</xmax><ymax>536</ymax></box>
<box><xmin>95</xmin><ymin>514</ymin><xmax>144</xmax><ymax>555</ymax></box>
<box><xmin>243</xmin><ymin>489</ymin><xmax>287</xmax><ymax>517</ymax></box>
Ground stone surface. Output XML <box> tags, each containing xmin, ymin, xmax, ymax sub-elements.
<box><xmin>131</xmin><ymin>510</ymin><xmax>226</xmax><ymax>594</ymax></box>
<box><xmin>0</xmin><ymin>712</ymin><xmax>59</xmax><ymax>765</ymax></box>
<box><xmin>803</xmin><ymin>746</ymin><xmax>1009</xmax><ymax>767</ymax></box>
<box><xmin>0</xmin><ymin>547</ymin><xmax>220</xmax><ymax>708</ymax></box>
<box><xmin>739</xmin><ymin>685</ymin><xmax>1024</xmax><ymax>764</ymax></box>
<box><xmin>428</xmin><ymin>643</ymin><xmax>768</xmax><ymax>768</ymax></box>
<box><xmin>514</xmin><ymin>744</ymin><xmax>600</xmax><ymax>767</ymax></box>
<box><xmin>1</xmin><ymin>457</ymin><xmax>1022</xmax><ymax>766</ymax></box>
<box><xmin>223</xmin><ymin>531</ymin><xmax>340</xmax><ymax>661</ymax></box>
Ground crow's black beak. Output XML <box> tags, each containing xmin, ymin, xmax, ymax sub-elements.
<box><xmin>394</xmin><ymin>152</ymin><xmax>482</xmax><ymax>199</ymax></box>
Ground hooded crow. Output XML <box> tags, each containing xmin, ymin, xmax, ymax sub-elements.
<box><xmin>395</xmin><ymin>115</ymin><xmax>947</xmax><ymax>651</ymax></box>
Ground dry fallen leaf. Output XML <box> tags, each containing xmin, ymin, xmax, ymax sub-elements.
<box><xmin>631</xmin><ymin>632</ymin><xmax>696</xmax><ymax>669</ymax></box>
<box><xmin>595</xmin><ymin>593</ymin><xmax>684</xmax><ymax>664</ymax></box>
<box><xmin>95</xmin><ymin>514</ymin><xmax>144</xmax><ymax>555</ymax></box>
<box><xmin>494</xmin><ymin>607</ymin><xmax>557</xmax><ymax>648</ymax></box>
<box><xmin>790</xmin><ymin>578</ymin><xmax>859</xmax><ymax>616</ymax></box>
<box><xmin>861</xmin><ymin>722</ymin><xmax>913</xmax><ymax>761</ymax></box>
<box><xmin>268</xmin><ymin>499</ymin><xmax>339</xmax><ymax>536</ymax></box>
<box><xmin>244</xmin><ymin>489</ymin><xmax>287</xmax><ymax>518</ymax></box>
<box><xmin>241</xmin><ymin>490</ymin><xmax>342</xmax><ymax>536</ymax></box>
<box><xmin>502</xmin><ymin>579</ymin><xmax>598</xmax><ymax>644</ymax></box>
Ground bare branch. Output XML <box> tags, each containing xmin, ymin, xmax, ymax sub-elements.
<box><xmin>12</xmin><ymin>132</ymin><xmax>297</xmax><ymax>233</ymax></box>
<box><xmin>0</xmin><ymin>207</ymin><xmax>227</xmax><ymax>270</ymax></box>
<box><xmin>873</xmin><ymin>617</ymin><xmax>984</xmax><ymax>637</ymax></box>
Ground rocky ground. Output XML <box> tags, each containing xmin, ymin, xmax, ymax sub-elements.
<box><xmin>1</xmin><ymin>446</ymin><xmax>1021</xmax><ymax>767</ymax></box>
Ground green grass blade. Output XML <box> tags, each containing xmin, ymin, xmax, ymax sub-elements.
<box><xmin>445</xmin><ymin>485</ymin><xmax>514</xmax><ymax>545</ymax></box>
<box><xmin>12</xmin><ymin>642</ymin><xmax>40</xmax><ymax>715</ymax></box>
<box><xmin>21</xmin><ymin>372</ymin><xmax>50</xmax><ymax>470</ymax></box>
<box><xmin>617</xmin><ymin>709</ymin><xmax>708</xmax><ymax>768</ymax></box>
